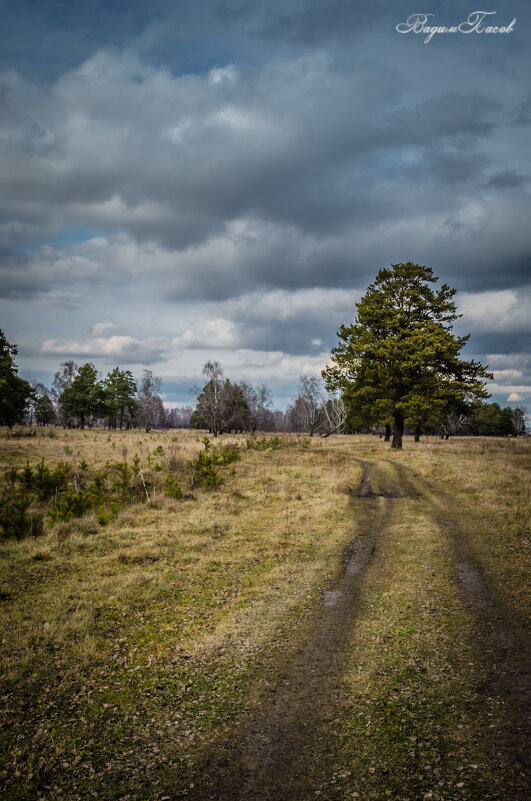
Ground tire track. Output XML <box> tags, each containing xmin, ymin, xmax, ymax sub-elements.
<box><xmin>390</xmin><ymin>460</ymin><xmax>531</xmax><ymax>772</ymax></box>
<box><xmin>196</xmin><ymin>463</ymin><xmax>394</xmax><ymax>801</ymax></box>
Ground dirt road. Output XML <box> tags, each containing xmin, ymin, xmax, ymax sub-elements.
<box><xmin>194</xmin><ymin>461</ymin><xmax>530</xmax><ymax>801</ymax></box>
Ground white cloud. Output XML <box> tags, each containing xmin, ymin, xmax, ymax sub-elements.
<box><xmin>458</xmin><ymin>288</ymin><xmax>531</xmax><ymax>334</ymax></box>
<box><xmin>231</xmin><ymin>349</ymin><xmax>328</xmax><ymax>378</ymax></box>
<box><xmin>40</xmin><ymin>335</ymin><xmax>166</xmax><ymax>364</ymax></box>
<box><xmin>217</xmin><ymin>287</ymin><xmax>356</xmax><ymax>321</ymax></box>
<box><xmin>489</xmin><ymin>383</ymin><xmax>531</xmax><ymax>395</ymax></box>
<box><xmin>507</xmin><ymin>392</ymin><xmax>524</xmax><ymax>402</ymax></box>
<box><xmin>208</xmin><ymin>65</ymin><xmax>237</xmax><ymax>85</ymax></box>
<box><xmin>91</xmin><ymin>322</ymin><xmax>121</xmax><ymax>336</ymax></box>
<box><xmin>492</xmin><ymin>369</ymin><xmax>523</xmax><ymax>381</ymax></box>
<box><xmin>172</xmin><ymin>319</ymin><xmax>240</xmax><ymax>350</ymax></box>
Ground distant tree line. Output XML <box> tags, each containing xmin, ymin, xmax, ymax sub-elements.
<box><xmin>1</xmin><ymin>330</ymin><xmax>191</xmax><ymax>433</ymax></box>
<box><xmin>0</xmin><ymin>328</ymin><xmax>527</xmax><ymax>438</ymax></box>
<box><xmin>190</xmin><ymin>362</ymin><xmax>347</xmax><ymax>437</ymax></box>
<box><xmin>438</xmin><ymin>404</ymin><xmax>526</xmax><ymax>438</ymax></box>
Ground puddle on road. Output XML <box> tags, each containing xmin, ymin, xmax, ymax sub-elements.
<box><xmin>322</xmin><ymin>589</ymin><xmax>344</xmax><ymax>608</ymax></box>
<box><xmin>357</xmin><ymin>463</ymin><xmax>374</xmax><ymax>497</ymax></box>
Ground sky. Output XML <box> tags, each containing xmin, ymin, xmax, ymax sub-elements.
<box><xmin>0</xmin><ymin>0</ymin><xmax>530</xmax><ymax>411</ymax></box>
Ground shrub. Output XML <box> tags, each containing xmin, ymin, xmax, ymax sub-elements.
<box><xmin>187</xmin><ymin>438</ymin><xmax>240</xmax><ymax>488</ymax></box>
<box><xmin>89</xmin><ymin>471</ymin><xmax>108</xmax><ymax>494</ymax></box>
<box><xmin>164</xmin><ymin>475</ymin><xmax>182</xmax><ymax>499</ymax></box>
<box><xmin>0</xmin><ymin>489</ymin><xmax>44</xmax><ymax>540</ymax></box>
<box><xmin>5</xmin><ymin>467</ymin><xmax>18</xmax><ymax>486</ymax></box>
<box><xmin>17</xmin><ymin>458</ymin><xmax>70</xmax><ymax>499</ymax></box>
<box><xmin>49</xmin><ymin>489</ymin><xmax>94</xmax><ymax>523</ymax></box>
<box><xmin>34</xmin><ymin>459</ymin><xmax>70</xmax><ymax>499</ymax></box>
<box><xmin>51</xmin><ymin>461</ymin><xmax>70</xmax><ymax>491</ymax></box>
<box><xmin>246</xmin><ymin>435</ymin><xmax>267</xmax><ymax>451</ymax></box>
<box><xmin>48</xmin><ymin>474</ymin><xmax>106</xmax><ymax>523</ymax></box>
<box><xmin>97</xmin><ymin>502</ymin><xmax>120</xmax><ymax>526</ymax></box>
<box><xmin>21</xmin><ymin>463</ymin><xmax>34</xmax><ymax>489</ymax></box>
<box><xmin>113</xmin><ymin>462</ymin><xmax>132</xmax><ymax>499</ymax></box>
<box><xmin>33</xmin><ymin>458</ymin><xmax>51</xmax><ymax>493</ymax></box>
<box><xmin>188</xmin><ymin>448</ymin><xmax>224</xmax><ymax>488</ymax></box>
<box><xmin>218</xmin><ymin>444</ymin><xmax>241</xmax><ymax>465</ymax></box>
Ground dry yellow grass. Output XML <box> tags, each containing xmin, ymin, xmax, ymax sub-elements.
<box><xmin>0</xmin><ymin>429</ymin><xmax>529</xmax><ymax>800</ymax></box>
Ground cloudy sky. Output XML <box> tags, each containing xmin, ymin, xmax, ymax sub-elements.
<box><xmin>1</xmin><ymin>0</ymin><xmax>530</xmax><ymax>410</ymax></box>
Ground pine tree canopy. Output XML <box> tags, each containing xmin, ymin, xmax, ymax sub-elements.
<box><xmin>322</xmin><ymin>263</ymin><xmax>492</xmax><ymax>449</ymax></box>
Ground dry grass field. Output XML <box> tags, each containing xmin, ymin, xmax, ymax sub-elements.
<box><xmin>0</xmin><ymin>428</ymin><xmax>529</xmax><ymax>800</ymax></box>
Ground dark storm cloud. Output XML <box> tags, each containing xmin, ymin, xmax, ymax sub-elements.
<box><xmin>257</xmin><ymin>0</ymin><xmax>388</xmax><ymax>46</ymax></box>
<box><xmin>465</xmin><ymin>332</ymin><xmax>531</xmax><ymax>358</ymax></box>
<box><xmin>486</xmin><ymin>171</ymin><xmax>529</xmax><ymax>189</ymax></box>
<box><xmin>0</xmin><ymin>0</ymin><xmax>173</xmax><ymax>81</ymax></box>
<box><xmin>388</xmin><ymin>92</ymin><xmax>498</xmax><ymax>143</ymax></box>
<box><xmin>1</xmin><ymin>44</ymin><xmax>529</xmax><ymax>303</ymax></box>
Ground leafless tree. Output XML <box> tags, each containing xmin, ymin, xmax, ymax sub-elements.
<box><xmin>136</xmin><ymin>369</ymin><xmax>163</xmax><ymax>432</ymax></box>
<box><xmin>511</xmin><ymin>407</ymin><xmax>526</xmax><ymax>436</ymax></box>
<box><xmin>321</xmin><ymin>395</ymin><xmax>347</xmax><ymax>436</ymax></box>
<box><xmin>192</xmin><ymin>361</ymin><xmax>226</xmax><ymax>436</ymax></box>
<box><xmin>23</xmin><ymin>381</ymin><xmax>50</xmax><ymax>425</ymax></box>
<box><xmin>167</xmin><ymin>406</ymin><xmax>194</xmax><ymax>428</ymax></box>
<box><xmin>288</xmin><ymin>376</ymin><xmax>326</xmax><ymax>436</ymax></box>
<box><xmin>440</xmin><ymin>411</ymin><xmax>472</xmax><ymax>439</ymax></box>
<box><xmin>52</xmin><ymin>360</ymin><xmax>78</xmax><ymax>427</ymax></box>
<box><xmin>238</xmin><ymin>381</ymin><xmax>273</xmax><ymax>431</ymax></box>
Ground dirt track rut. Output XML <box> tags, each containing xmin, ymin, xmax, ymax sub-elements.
<box><xmin>404</xmin><ymin>465</ymin><xmax>531</xmax><ymax>770</ymax></box>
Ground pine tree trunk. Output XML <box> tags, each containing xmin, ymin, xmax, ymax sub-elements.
<box><xmin>414</xmin><ymin>425</ymin><xmax>421</xmax><ymax>442</ymax></box>
<box><xmin>391</xmin><ymin>411</ymin><xmax>404</xmax><ymax>449</ymax></box>
<box><xmin>384</xmin><ymin>424</ymin><xmax>391</xmax><ymax>442</ymax></box>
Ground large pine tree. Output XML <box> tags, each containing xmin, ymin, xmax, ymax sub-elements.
<box><xmin>323</xmin><ymin>263</ymin><xmax>492</xmax><ymax>449</ymax></box>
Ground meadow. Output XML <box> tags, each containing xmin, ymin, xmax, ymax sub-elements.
<box><xmin>0</xmin><ymin>428</ymin><xmax>529</xmax><ymax>800</ymax></box>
